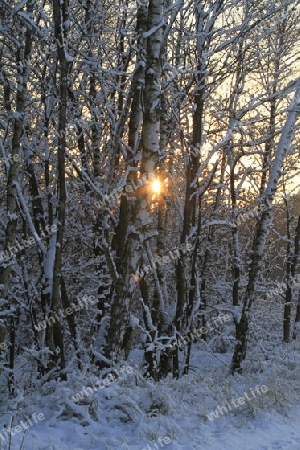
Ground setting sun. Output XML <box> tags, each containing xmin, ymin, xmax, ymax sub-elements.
<box><xmin>151</xmin><ymin>179</ymin><xmax>161</xmax><ymax>194</ymax></box>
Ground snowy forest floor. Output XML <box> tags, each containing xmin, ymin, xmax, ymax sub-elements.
<box><xmin>1</xmin><ymin>300</ymin><xmax>300</xmax><ymax>450</ymax></box>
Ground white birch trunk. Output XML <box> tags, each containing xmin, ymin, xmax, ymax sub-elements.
<box><xmin>231</xmin><ymin>80</ymin><xmax>300</xmax><ymax>373</ymax></box>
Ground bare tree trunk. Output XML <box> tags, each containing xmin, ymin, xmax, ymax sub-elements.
<box><xmin>46</xmin><ymin>0</ymin><xmax>69</xmax><ymax>377</ymax></box>
<box><xmin>293</xmin><ymin>289</ymin><xmax>300</xmax><ymax>339</ymax></box>
<box><xmin>293</xmin><ymin>215</ymin><xmax>300</xmax><ymax>337</ymax></box>
<box><xmin>231</xmin><ymin>82</ymin><xmax>300</xmax><ymax>374</ymax></box>
<box><xmin>283</xmin><ymin>197</ymin><xmax>292</xmax><ymax>342</ymax></box>
<box><xmin>83</xmin><ymin>0</ymin><xmax>103</xmax><ymax>179</ymax></box>
<box><xmin>173</xmin><ymin>0</ymin><xmax>223</xmax><ymax>379</ymax></box>
<box><xmin>0</xmin><ymin>0</ymin><xmax>34</xmax><ymax>394</ymax></box>
<box><xmin>259</xmin><ymin>18</ymin><xmax>283</xmax><ymax>196</ymax></box>
<box><xmin>173</xmin><ymin>0</ymin><xmax>203</xmax><ymax>377</ymax></box>
<box><xmin>103</xmin><ymin>3</ymin><xmax>149</xmax><ymax>362</ymax></box>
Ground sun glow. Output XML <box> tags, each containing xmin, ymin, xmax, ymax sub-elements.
<box><xmin>151</xmin><ymin>179</ymin><xmax>161</xmax><ymax>194</ymax></box>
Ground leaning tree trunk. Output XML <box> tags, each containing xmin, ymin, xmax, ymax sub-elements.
<box><xmin>231</xmin><ymin>82</ymin><xmax>300</xmax><ymax>374</ymax></box>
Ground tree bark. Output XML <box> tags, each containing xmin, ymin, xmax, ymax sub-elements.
<box><xmin>46</xmin><ymin>0</ymin><xmax>69</xmax><ymax>377</ymax></box>
<box><xmin>231</xmin><ymin>81</ymin><xmax>300</xmax><ymax>374</ymax></box>
<box><xmin>103</xmin><ymin>3</ymin><xmax>149</xmax><ymax>362</ymax></box>
<box><xmin>0</xmin><ymin>0</ymin><xmax>34</xmax><ymax>393</ymax></box>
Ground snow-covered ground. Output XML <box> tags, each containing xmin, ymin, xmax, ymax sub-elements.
<box><xmin>7</xmin><ymin>405</ymin><xmax>300</xmax><ymax>450</ymax></box>
<box><xmin>1</xmin><ymin>341</ymin><xmax>299</xmax><ymax>450</ymax></box>
<box><xmin>1</xmin><ymin>300</ymin><xmax>300</xmax><ymax>450</ymax></box>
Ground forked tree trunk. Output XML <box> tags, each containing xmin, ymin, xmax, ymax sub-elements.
<box><xmin>103</xmin><ymin>3</ymin><xmax>149</xmax><ymax>362</ymax></box>
<box><xmin>173</xmin><ymin>0</ymin><xmax>223</xmax><ymax>378</ymax></box>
